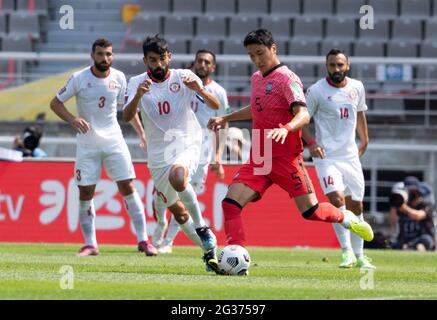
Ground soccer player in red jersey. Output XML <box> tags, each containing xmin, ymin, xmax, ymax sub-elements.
<box><xmin>208</xmin><ymin>29</ymin><xmax>374</xmax><ymax>254</ymax></box>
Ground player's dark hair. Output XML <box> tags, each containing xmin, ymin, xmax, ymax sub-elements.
<box><xmin>195</xmin><ymin>49</ymin><xmax>216</xmax><ymax>64</ymax></box>
<box><xmin>326</xmin><ymin>49</ymin><xmax>349</xmax><ymax>61</ymax></box>
<box><xmin>142</xmin><ymin>34</ymin><xmax>169</xmax><ymax>56</ymax></box>
<box><xmin>92</xmin><ymin>38</ymin><xmax>112</xmax><ymax>53</ymax></box>
<box><xmin>243</xmin><ymin>29</ymin><xmax>275</xmax><ymax>48</ymax></box>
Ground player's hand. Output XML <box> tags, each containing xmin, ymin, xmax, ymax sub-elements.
<box><xmin>136</xmin><ymin>79</ymin><xmax>152</xmax><ymax>97</ymax></box>
<box><xmin>309</xmin><ymin>143</ymin><xmax>326</xmax><ymax>159</ymax></box>
<box><xmin>211</xmin><ymin>163</ymin><xmax>225</xmax><ymax>181</ymax></box>
<box><xmin>208</xmin><ymin>117</ymin><xmax>226</xmax><ymax>131</ymax></box>
<box><xmin>358</xmin><ymin>142</ymin><xmax>368</xmax><ymax>157</ymax></box>
<box><xmin>139</xmin><ymin>134</ymin><xmax>147</xmax><ymax>151</ymax></box>
<box><xmin>267</xmin><ymin>127</ymin><xmax>288</xmax><ymax>144</ymax></box>
<box><xmin>70</xmin><ymin>117</ymin><xmax>90</xmax><ymax>134</ymax></box>
<box><xmin>182</xmin><ymin>75</ymin><xmax>202</xmax><ymax>92</ymax></box>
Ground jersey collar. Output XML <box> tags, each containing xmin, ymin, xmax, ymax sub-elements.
<box><xmin>147</xmin><ymin>69</ymin><xmax>171</xmax><ymax>83</ymax></box>
<box><xmin>262</xmin><ymin>63</ymin><xmax>284</xmax><ymax>77</ymax></box>
<box><xmin>326</xmin><ymin>76</ymin><xmax>348</xmax><ymax>88</ymax></box>
<box><xmin>90</xmin><ymin>66</ymin><xmax>111</xmax><ymax>78</ymax></box>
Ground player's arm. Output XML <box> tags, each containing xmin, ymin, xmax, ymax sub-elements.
<box><xmin>268</xmin><ymin>104</ymin><xmax>310</xmax><ymax>144</ymax></box>
<box><xmin>302</xmin><ymin>125</ymin><xmax>326</xmax><ymax>159</ymax></box>
<box><xmin>130</xmin><ymin>114</ymin><xmax>147</xmax><ymax>150</ymax></box>
<box><xmin>123</xmin><ymin>79</ymin><xmax>152</xmax><ymax>122</ymax></box>
<box><xmin>356</xmin><ymin>111</ymin><xmax>369</xmax><ymax>157</ymax></box>
<box><xmin>50</xmin><ymin>97</ymin><xmax>90</xmax><ymax>134</ymax></box>
<box><xmin>207</xmin><ymin>105</ymin><xmax>252</xmax><ymax>131</ymax></box>
<box><xmin>183</xmin><ymin>75</ymin><xmax>220</xmax><ymax>110</ymax></box>
<box><xmin>398</xmin><ymin>203</ymin><xmax>428</xmax><ymax>221</ymax></box>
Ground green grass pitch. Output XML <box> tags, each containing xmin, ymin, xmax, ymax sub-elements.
<box><xmin>1</xmin><ymin>243</ymin><xmax>437</xmax><ymax>300</ymax></box>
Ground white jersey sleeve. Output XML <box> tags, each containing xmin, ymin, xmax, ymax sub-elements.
<box><xmin>305</xmin><ymin>85</ymin><xmax>319</xmax><ymax>117</ymax></box>
<box><xmin>357</xmin><ymin>81</ymin><xmax>368</xmax><ymax>112</ymax></box>
<box><xmin>125</xmin><ymin>73</ymin><xmax>144</xmax><ymax>108</ymax></box>
<box><xmin>216</xmin><ymin>86</ymin><xmax>229</xmax><ymax>117</ymax></box>
<box><xmin>56</xmin><ymin>74</ymin><xmax>77</xmax><ymax>103</ymax></box>
<box><xmin>117</xmin><ymin>72</ymin><xmax>127</xmax><ymax>108</ymax></box>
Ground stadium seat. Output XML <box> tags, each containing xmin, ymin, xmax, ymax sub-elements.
<box><xmin>166</xmin><ymin>38</ymin><xmax>188</xmax><ymax>54</ymax></box>
<box><xmin>382</xmin><ymin>82</ymin><xmax>414</xmax><ymax>93</ymax></box>
<box><xmin>139</xmin><ymin>0</ymin><xmax>171</xmax><ymax>14</ymax></box>
<box><xmin>0</xmin><ymin>0</ymin><xmax>15</xmax><ymax>13</ymax></box>
<box><xmin>288</xmin><ymin>39</ymin><xmax>319</xmax><ymax>56</ymax></box>
<box><xmin>400</xmin><ymin>0</ymin><xmax>430</xmax><ymax>18</ymax></box>
<box><xmin>292</xmin><ymin>17</ymin><xmax>323</xmax><ymax>40</ymax></box>
<box><xmin>320</xmin><ymin>39</ymin><xmax>352</xmax><ymax>57</ymax></box>
<box><xmin>420</xmin><ymin>41</ymin><xmax>437</xmax><ymax>57</ymax></box>
<box><xmin>387</xmin><ymin>41</ymin><xmax>418</xmax><ymax>57</ymax></box>
<box><xmin>222</xmin><ymin>38</ymin><xmax>246</xmax><ymax>54</ymax></box>
<box><xmin>164</xmin><ymin>16</ymin><xmax>194</xmax><ymax>38</ymax></box>
<box><xmin>354</xmin><ymin>40</ymin><xmax>385</xmax><ymax>57</ymax></box>
<box><xmin>325</xmin><ymin>18</ymin><xmax>357</xmax><ymax>41</ymax></box>
<box><xmin>227</xmin><ymin>61</ymin><xmax>251</xmax><ymax>77</ymax></box>
<box><xmin>350</xmin><ymin>63</ymin><xmax>377</xmax><ymax>80</ymax></box>
<box><xmin>204</xmin><ymin>0</ymin><xmax>236</xmax><ymax>16</ymax></box>
<box><xmin>123</xmin><ymin>42</ymin><xmax>142</xmax><ymax>53</ymax></box>
<box><xmin>270</xmin><ymin>0</ymin><xmax>300</xmax><ymax>17</ymax></box>
<box><xmin>434</xmin><ymin>0</ymin><xmax>437</xmax><ymax>16</ymax></box>
<box><xmin>172</xmin><ymin>0</ymin><xmax>203</xmax><ymax>15</ymax></box>
<box><xmin>189</xmin><ymin>38</ymin><xmax>221</xmax><ymax>55</ymax></box>
<box><xmin>367</xmin><ymin>0</ymin><xmax>398</xmax><ymax>18</ymax></box>
<box><xmin>0</xmin><ymin>14</ymin><xmax>6</xmax><ymax>38</ymax></box>
<box><xmin>16</xmin><ymin>0</ymin><xmax>48</xmax><ymax>16</ymax></box>
<box><xmin>291</xmin><ymin>63</ymin><xmax>316</xmax><ymax>86</ymax></box>
<box><xmin>196</xmin><ymin>16</ymin><xmax>226</xmax><ymax>39</ymax></box>
<box><xmin>372</xmin><ymin>98</ymin><xmax>405</xmax><ymax>113</ymax></box>
<box><xmin>416</xmin><ymin>65</ymin><xmax>437</xmax><ymax>80</ymax></box>
<box><xmin>237</xmin><ymin>0</ymin><xmax>268</xmax><ymax>15</ymax></box>
<box><xmin>128</xmin><ymin>15</ymin><xmax>161</xmax><ymax>42</ymax></box>
<box><xmin>274</xmin><ymin>40</ymin><xmax>287</xmax><ymax>55</ymax></box>
<box><xmin>358</xmin><ymin>19</ymin><xmax>390</xmax><ymax>42</ymax></box>
<box><xmin>303</xmin><ymin>0</ymin><xmax>334</xmax><ymax>16</ymax></box>
<box><xmin>335</xmin><ymin>0</ymin><xmax>366</xmax><ymax>17</ymax></box>
<box><xmin>9</xmin><ymin>12</ymin><xmax>40</xmax><ymax>40</ymax></box>
<box><xmin>260</xmin><ymin>16</ymin><xmax>291</xmax><ymax>40</ymax></box>
<box><xmin>392</xmin><ymin>19</ymin><xmax>423</xmax><ymax>42</ymax></box>
<box><xmin>113</xmin><ymin>60</ymin><xmax>144</xmax><ymax>78</ymax></box>
<box><xmin>1</xmin><ymin>35</ymin><xmax>33</xmax><ymax>52</ymax></box>
<box><xmin>425</xmin><ymin>20</ymin><xmax>437</xmax><ymax>41</ymax></box>
<box><xmin>228</xmin><ymin>16</ymin><xmax>258</xmax><ymax>40</ymax></box>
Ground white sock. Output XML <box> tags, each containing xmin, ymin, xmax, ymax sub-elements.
<box><xmin>351</xmin><ymin>213</ymin><xmax>364</xmax><ymax>258</ymax></box>
<box><xmin>340</xmin><ymin>209</ymin><xmax>359</xmax><ymax>228</ymax></box>
<box><xmin>152</xmin><ymin>192</ymin><xmax>168</xmax><ymax>245</ymax></box>
<box><xmin>332</xmin><ymin>206</ymin><xmax>352</xmax><ymax>251</ymax></box>
<box><xmin>162</xmin><ymin>214</ymin><xmax>181</xmax><ymax>246</ymax></box>
<box><xmin>124</xmin><ymin>191</ymin><xmax>148</xmax><ymax>243</ymax></box>
<box><xmin>177</xmin><ymin>183</ymin><xmax>206</xmax><ymax>228</ymax></box>
<box><xmin>178</xmin><ymin>216</ymin><xmax>204</xmax><ymax>250</ymax></box>
<box><xmin>79</xmin><ymin>200</ymin><xmax>97</xmax><ymax>247</ymax></box>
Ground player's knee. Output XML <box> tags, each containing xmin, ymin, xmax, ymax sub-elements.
<box><xmin>168</xmin><ymin>201</ymin><xmax>189</xmax><ymax>224</ymax></box>
<box><xmin>169</xmin><ymin>168</ymin><xmax>188</xmax><ymax>192</ymax></box>
<box><xmin>330</xmin><ymin>197</ymin><xmax>344</xmax><ymax>208</ymax></box>
<box><xmin>117</xmin><ymin>180</ymin><xmax>135</xmax><ymax>196</ymax></box>
<box><xmin>78</xmin><ymin>187</ymin><xmax>95</xmax><ymax>200</ymax></box>
<box><xmin>301</xmin><ymin>203</ymin><xmax>319</xmax><ymax>220</ymax></box>
<box><xmin>222</xmin><ymin>198</ymin><xmax>243</xmax><ymax>218</ymax></box>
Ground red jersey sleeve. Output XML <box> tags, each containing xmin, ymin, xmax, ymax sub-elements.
<box><xmin>283</xmin><ymin>75</ymin><xmax>306</xmax><ymax>106</ymax></box>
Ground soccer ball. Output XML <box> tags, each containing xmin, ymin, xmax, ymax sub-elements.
<box><xmin>218</xmin><ymin>245</ymin><xmax>251</xmax><ymax>276</ymax></box>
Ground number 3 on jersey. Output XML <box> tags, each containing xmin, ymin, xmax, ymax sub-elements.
<box><xmin>158</xmin><ymin>101</ymin><xmax>171</xmax><ymax>115</ymax></box>
<box><xmin>98</xmin><ymin>96</ymin><xmax>106</xmax><ymax>108</ymax></box>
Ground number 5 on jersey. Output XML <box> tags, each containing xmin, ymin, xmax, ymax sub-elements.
<box><xmin>158</xmin><ymin>101</ymin><xmax>171</xmax><ymax>115</ymax></box>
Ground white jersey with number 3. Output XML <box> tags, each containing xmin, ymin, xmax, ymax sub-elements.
<box><xmin>125</xmin><ymin>69</ymin><xmax>203</xmax><ymax>168</ymax></box>
<box><xmin>306</xmin><ymin>77</ymin><xmax>368</xmax><ymax>161</ymax></box>
<box><xmin>56</xmin><ymin>66</ymin><xmax>126</xmax><ymax>147</ymax></box>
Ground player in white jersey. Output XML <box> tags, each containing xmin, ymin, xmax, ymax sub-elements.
<box><xmin>152</xmin><ymin>49</ymin><xmax>229</xmax><ymax>254</ymax></box>
<box><xmin>50</xmin><ymin>39</ymin><xmax>157</xmax><ymax>257</ymax></box>
<box><xmin>302</xmin><ymin>49</ymin><xmax>375</xmax><ymax>269</ymax></box>
<box><xmin>123</xmin><ymin>35</ymin><xmax>221</xmax><ymax>272</ymax></box>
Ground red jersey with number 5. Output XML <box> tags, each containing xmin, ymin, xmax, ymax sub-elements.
<box><xmin>250</xmin><ymin>64</ymin><xmax>307</xmax><ymax>158</ymax></box>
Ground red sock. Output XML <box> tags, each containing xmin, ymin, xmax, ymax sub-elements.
<box><xmin>222</xmin><ymin>198</ymin><xmax>245</xmax><ymax>246</ymax></box>
<box><xmin>303</xmin><ymin>202</ymin><xmax>344</xmax><ymax>223</ymax></box>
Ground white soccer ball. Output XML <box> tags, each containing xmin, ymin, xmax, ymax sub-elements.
<box><xmin>218</xmin><ymin>245</ymin><xmax>251</xmax><ymax>276</ymax></box>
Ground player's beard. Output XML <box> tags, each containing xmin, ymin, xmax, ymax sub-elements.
<box><xmin>194</xmin><ymin>67</ymin><xmax>209</xmax><ymax>80</ymax></box>
<box><xmin>150</xmin><ymin>66</ymin><xmax>168</xmax><ymax>80</ymax></box>
<box><xmin>94</xmin><ymin>61</ymin><xmax>111</xmax><ymax>72</ymax></box>
<box><xmin>328</xmin><ymin>71</ymin><xmax>347</xmax><ymax>84</ymax></box>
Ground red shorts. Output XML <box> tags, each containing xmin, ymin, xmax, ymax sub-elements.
<box><xmin>232</xmin><ymin>155</ymin><xmax>314</xmax><ymax>201</ymax></box>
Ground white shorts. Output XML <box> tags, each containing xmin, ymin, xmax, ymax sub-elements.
<box><xmin>149</xmin><ymin>145</ymin><xmax>200</xmax><ymax>207</ymax></box>
<box><xmin>314</xmin><ymin>157</ymin><xmax>365</xmax><ymax>201</ymax></box>
<box><xmin>191</xmin><ymin>134</ymin><xmax>213</xmax><ymax>191</ymax></box>
<box><xmin>74</xmin><ymin>140</ymin><xmax>135</xmax><ymax>186</ymax></box>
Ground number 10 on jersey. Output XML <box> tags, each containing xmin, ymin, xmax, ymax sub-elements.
<box><xmin>158</xmin><ymin>101</ymin><xmax>171</xmax><ymax>115</ymax></box>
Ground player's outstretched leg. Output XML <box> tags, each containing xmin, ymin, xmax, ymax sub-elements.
<box><xmin>77</xmin><ymin>199</ymin><xmax>99</xmax><ymax>256</ymax></box>
<box><xmin>158</xmin><ymin>215</ymin><xmax>180</xmax><ymax>254</ymax></box>
<box><xmin>152</xmin><ymin>191</ymin><xmax>169</xmax><ymax>248</ymax></box>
